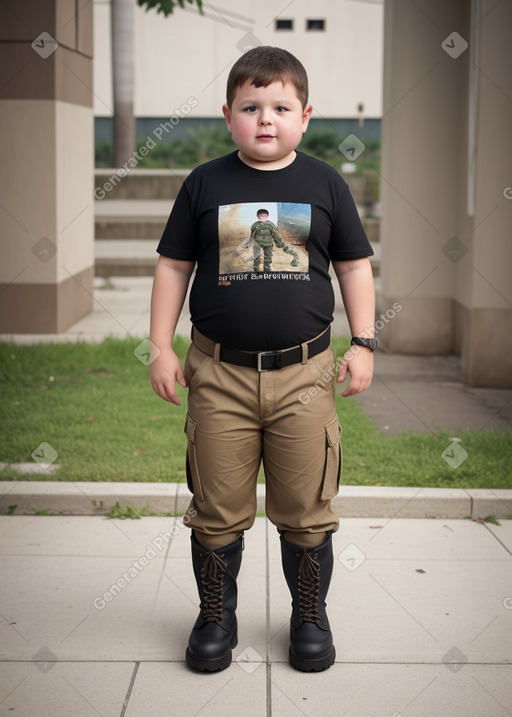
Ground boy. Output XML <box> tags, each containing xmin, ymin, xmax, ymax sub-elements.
<box><xmin>150</xmin><ymin>46</ymin><xmax>375</xmax><ymax>673</ymax></box>
<box><xmin>251</xmin><ymin>208</ymin><xmax>299</xmax><ymax>271</ymax></box>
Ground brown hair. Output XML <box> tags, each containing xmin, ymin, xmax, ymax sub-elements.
<box><xmin>226</xmin><ymin>46</ymin><xmax>309</xmax><ymax>109</ymax></box>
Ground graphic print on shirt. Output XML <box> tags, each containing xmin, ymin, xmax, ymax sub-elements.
<box><xmin>218</xmin><ymin>202</ymin><xmax>311</xmax><ymax>281</ymax></box>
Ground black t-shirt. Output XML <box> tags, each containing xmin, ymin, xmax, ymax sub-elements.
<box><xmin>157</xmin><ymin>151</ymin><xmax>373</xmax><ymax>351</ymax></box>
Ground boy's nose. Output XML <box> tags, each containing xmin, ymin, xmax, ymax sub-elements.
<box><xmin>259</xmin><ymin>110</ymin><xmax>273</xmax><ymax>124</ymax></box>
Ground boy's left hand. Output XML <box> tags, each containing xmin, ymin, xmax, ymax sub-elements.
<box><xmin>336</xmin><ymin>346</ymin><xmax>374</xmax><ymax>396</ymax></box>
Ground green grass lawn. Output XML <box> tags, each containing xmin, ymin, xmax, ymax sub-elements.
<box><xmin>1</xmin><ymin>337</ymin><xmax>511</xmax><ymax>488</ymax></box>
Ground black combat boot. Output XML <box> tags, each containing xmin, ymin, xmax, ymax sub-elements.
<box><xmin>186</xmin><ymin>532</ymin><xmax>243</xmax><ymax>672</ymax></box>
<box><xmin>280</xmin><ymin>533</ymin><xmax>336</xmax><ymax>672</ymax></box>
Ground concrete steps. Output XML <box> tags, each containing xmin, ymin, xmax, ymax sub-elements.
<box><xmin>94</xmin><ymin>239</ymin><xmax>381</xmax><ymax>279</ymax></box>
<box><xmin>94</xmin><ymin>199</ymin><xmax>172</xmax><ymax>239</ymax></box>
<box><xmin>94</xmin><ymin>198</ymin><xmax>170</xmax><ymax>276</ymax></box>
<box><xmin>93</xmin><ymin>170</ymin><xmax>380</xmax><ymax>278</ymax></box>
<box><xmin>94</xmin><ymin>168</ymin><xmax>189</xmax><ymax>200</ymax></box>
<box><xmin>95</xmin><ymin>239</ymin><xmax>158</xmax><ymax>277</ymax></box>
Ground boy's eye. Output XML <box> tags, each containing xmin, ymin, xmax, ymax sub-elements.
<box><xmin>242</xmin><ymin>106</ymin><xmax>288</xmax><ymax>113</ymax></box>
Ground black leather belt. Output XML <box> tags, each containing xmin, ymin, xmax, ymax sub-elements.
<box><xmin>192</xmin><ymin>327</ymin><xmax>331</xmax><ymax>372</ymax></box>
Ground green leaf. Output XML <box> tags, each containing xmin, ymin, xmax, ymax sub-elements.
<box><xmin>137</xmin><ymin>0</ymin><xmax>203</xmax><ymax>17</ymax></box>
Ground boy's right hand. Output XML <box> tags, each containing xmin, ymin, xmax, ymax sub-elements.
<box><xmin>150</xmin><ymin>348</ymin><xmax>187</xmax><ymax>405</ymax></box>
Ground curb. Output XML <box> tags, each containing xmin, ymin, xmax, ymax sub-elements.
<box><xmin>1</xmin><ymin>482</ymin><xmax>511</xmax><ymax>519</ymax></box>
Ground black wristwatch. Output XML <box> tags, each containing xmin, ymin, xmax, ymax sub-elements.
<box><xmin>351</xmin><ymin>337</ymin><xmax>377</xmax><ymax>351</ymax></box>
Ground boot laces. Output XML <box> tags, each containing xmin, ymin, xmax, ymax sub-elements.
<box><xmin>297</xmin><ymin>550</ymin><xmax>321</xmax><ymax>623</ymax></box>
<box><xmin>200</xmin><ymin>550</ymin><xmax>226</xmax><ymax>622</ymax></box>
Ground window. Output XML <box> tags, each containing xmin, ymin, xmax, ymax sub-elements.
<box><xmin>306</xmin><ymin>19</ymin><xmax>325</xmax><ymax>31</ymax></box>
<box><xmin>275</xmin><ymin>19</ymin><xmax>293</xmax><ymax>30</ymax></box>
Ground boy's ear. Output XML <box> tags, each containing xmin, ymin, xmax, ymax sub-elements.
<box><xmin>302</xmin><ymin>104</ymin><xmax>313</xmax><ymax>132</ymax></box>
<box><xmin>222</xmin><ymin>104</ymin><xmax>232</xmax><ymax>131</ymax></box>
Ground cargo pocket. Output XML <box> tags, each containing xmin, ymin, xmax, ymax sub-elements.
<box><xmin>184</xmin><ymin>414</ymin><xmax>205</xmax><ymax>502</ymax></box>
<box><xmin>320</xmin><ymin>415</ymin><xmax>342</xmax><ymax>501</ymax></box>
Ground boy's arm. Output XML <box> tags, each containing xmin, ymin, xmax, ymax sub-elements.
<box><xmin>149</xmin><ymin>255</ymin><xmax>195</xmax><ymax>405</ymax></box>
<box><xmin>332</xmin><ymin>257</ymin><xmax>375</xmax><ymax>397</ymax></box>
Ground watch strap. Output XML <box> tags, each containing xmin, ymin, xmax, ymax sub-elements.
<box><xmin>350</xmin><ymin>336</ymin><xmax>377</xmax><ymax>351</ymax></box>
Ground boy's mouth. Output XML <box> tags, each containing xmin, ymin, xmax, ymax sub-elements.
<box><xmin>256</xmin><ymin>134</ymin><xmax>275</xmax><ymax>140</ymax></box>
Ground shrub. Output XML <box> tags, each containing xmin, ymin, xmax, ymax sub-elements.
<box><xmin>95</xmin><ymin>128</ymin><xmax>380</xmax><ymax>175</ymax></box>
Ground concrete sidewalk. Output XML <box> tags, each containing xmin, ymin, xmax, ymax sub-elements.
<box><xmin>0</xmin><ymin>515</ymin><xmax>511</xmax><ymax>716</ymax></box>
<box><xmin>1</xmin><ymin>277</ymin><xmax>512</xmax><ymax>714</ymax></box>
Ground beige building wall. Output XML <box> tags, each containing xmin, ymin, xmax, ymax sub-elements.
<box><xmin>379</xmin><ymin>0</ymin><xmax>512</xmax><ymax>387</ymax></box>
<box><xmin>0</xmin><ymin>0</ymin><xmax>94</xmax><ymax>333</ymax></box>
<box><xmin>456</xmin><ymin>0</ymin><xmax>512</xmax><ymax>386</ymax></box>
<box><xmin>93</xmin><ymin>0</ymin><xmax>384</xmax><ymax>120</ymax></box>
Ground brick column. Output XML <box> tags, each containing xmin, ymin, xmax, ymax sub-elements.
<box><xmin>379</xmin><ymin>0</ymin><xmax>512</xmax><ymax>386</ymax></box>
<box><xmin>454</xmin><ymin>0</ymin><xmax>512</xmax><ymax>386</ymax></box>
<box><xmin>0</xmin><ymin>0</ymin><xmax>94</xmax><ymax>333</ymax></box>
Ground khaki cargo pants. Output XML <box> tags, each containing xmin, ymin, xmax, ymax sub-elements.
<box><xmin>183</xmin><ymin>331</ymin><xmax>342</xmax><ymax>549</ymax></box>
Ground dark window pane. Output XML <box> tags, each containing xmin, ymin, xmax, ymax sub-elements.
<box><xmin>275</xmin><ymin>19</ymin><xmax>293</xmax><ymax>30</ymax></box>
<box><xmin>307</xmin><ymin>19</ymin><xmax>325</xmax><ymax>31</ymax></box>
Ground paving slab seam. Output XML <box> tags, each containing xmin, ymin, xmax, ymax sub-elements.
<box><xmin>120</xmin><ymin>662</ymin><xmax>139</xmax><ymax>717</ymax></box>
<box><xmin>479</xmin><ymin>521</ymin><xmax>512</xmax><ymax>557</ymax></box>
<box><xmin>464</xmin><ymin>488</ymin><xmax>473</xmax><ymax>518</ymax></box>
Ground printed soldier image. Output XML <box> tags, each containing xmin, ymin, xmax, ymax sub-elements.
<box><xmin>218</xmin><ymin>202</ymin><xmax>310</xmax><ymax>277</ymax></box>
<box><xmin>250</xmin><ymin>208</ymin><xmax>299</xmax><ymax>272</ymax></box>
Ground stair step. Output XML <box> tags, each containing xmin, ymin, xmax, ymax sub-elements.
<box><xmin>95</xmin><ymin>239</ymin><xmax>157</xmax><ymax>277</ymax></box>
<box><xmin>95</xmin><ymin>222</ymin><xmax>166</xmax><ymax>240</ymax></box>
<box><xmin>94</xmin><ymin>240</ymin><xmax>381</xmax><ymax>278</ymax></box>
<box><xmin>369</xmin><ymin>241</ymin><xmax>380</xmax><ymax>277</ymax></box>
<box><xmin>362</xmin><ymin>216</ymin><xmax>380</xmax><ymax>243</ymax></box>
<box><xmin>94</xmin><ymin>199</ymin><xmax>172</xmax><ymax>239</ymax></box>
<box><xmin>94</xmin><ymin>169</ymin><xmax>189</xmax><ymax>201</ymax></box>
<box><xmin>95</xmin><ymin>259</ymin><xmax>157</xmax><ymax>277</ymax></box>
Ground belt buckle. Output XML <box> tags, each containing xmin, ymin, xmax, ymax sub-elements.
<box><xmin>257</xmin><ymin>350</ymin><xmax>283</xmax><ymax>372</ymax></box>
